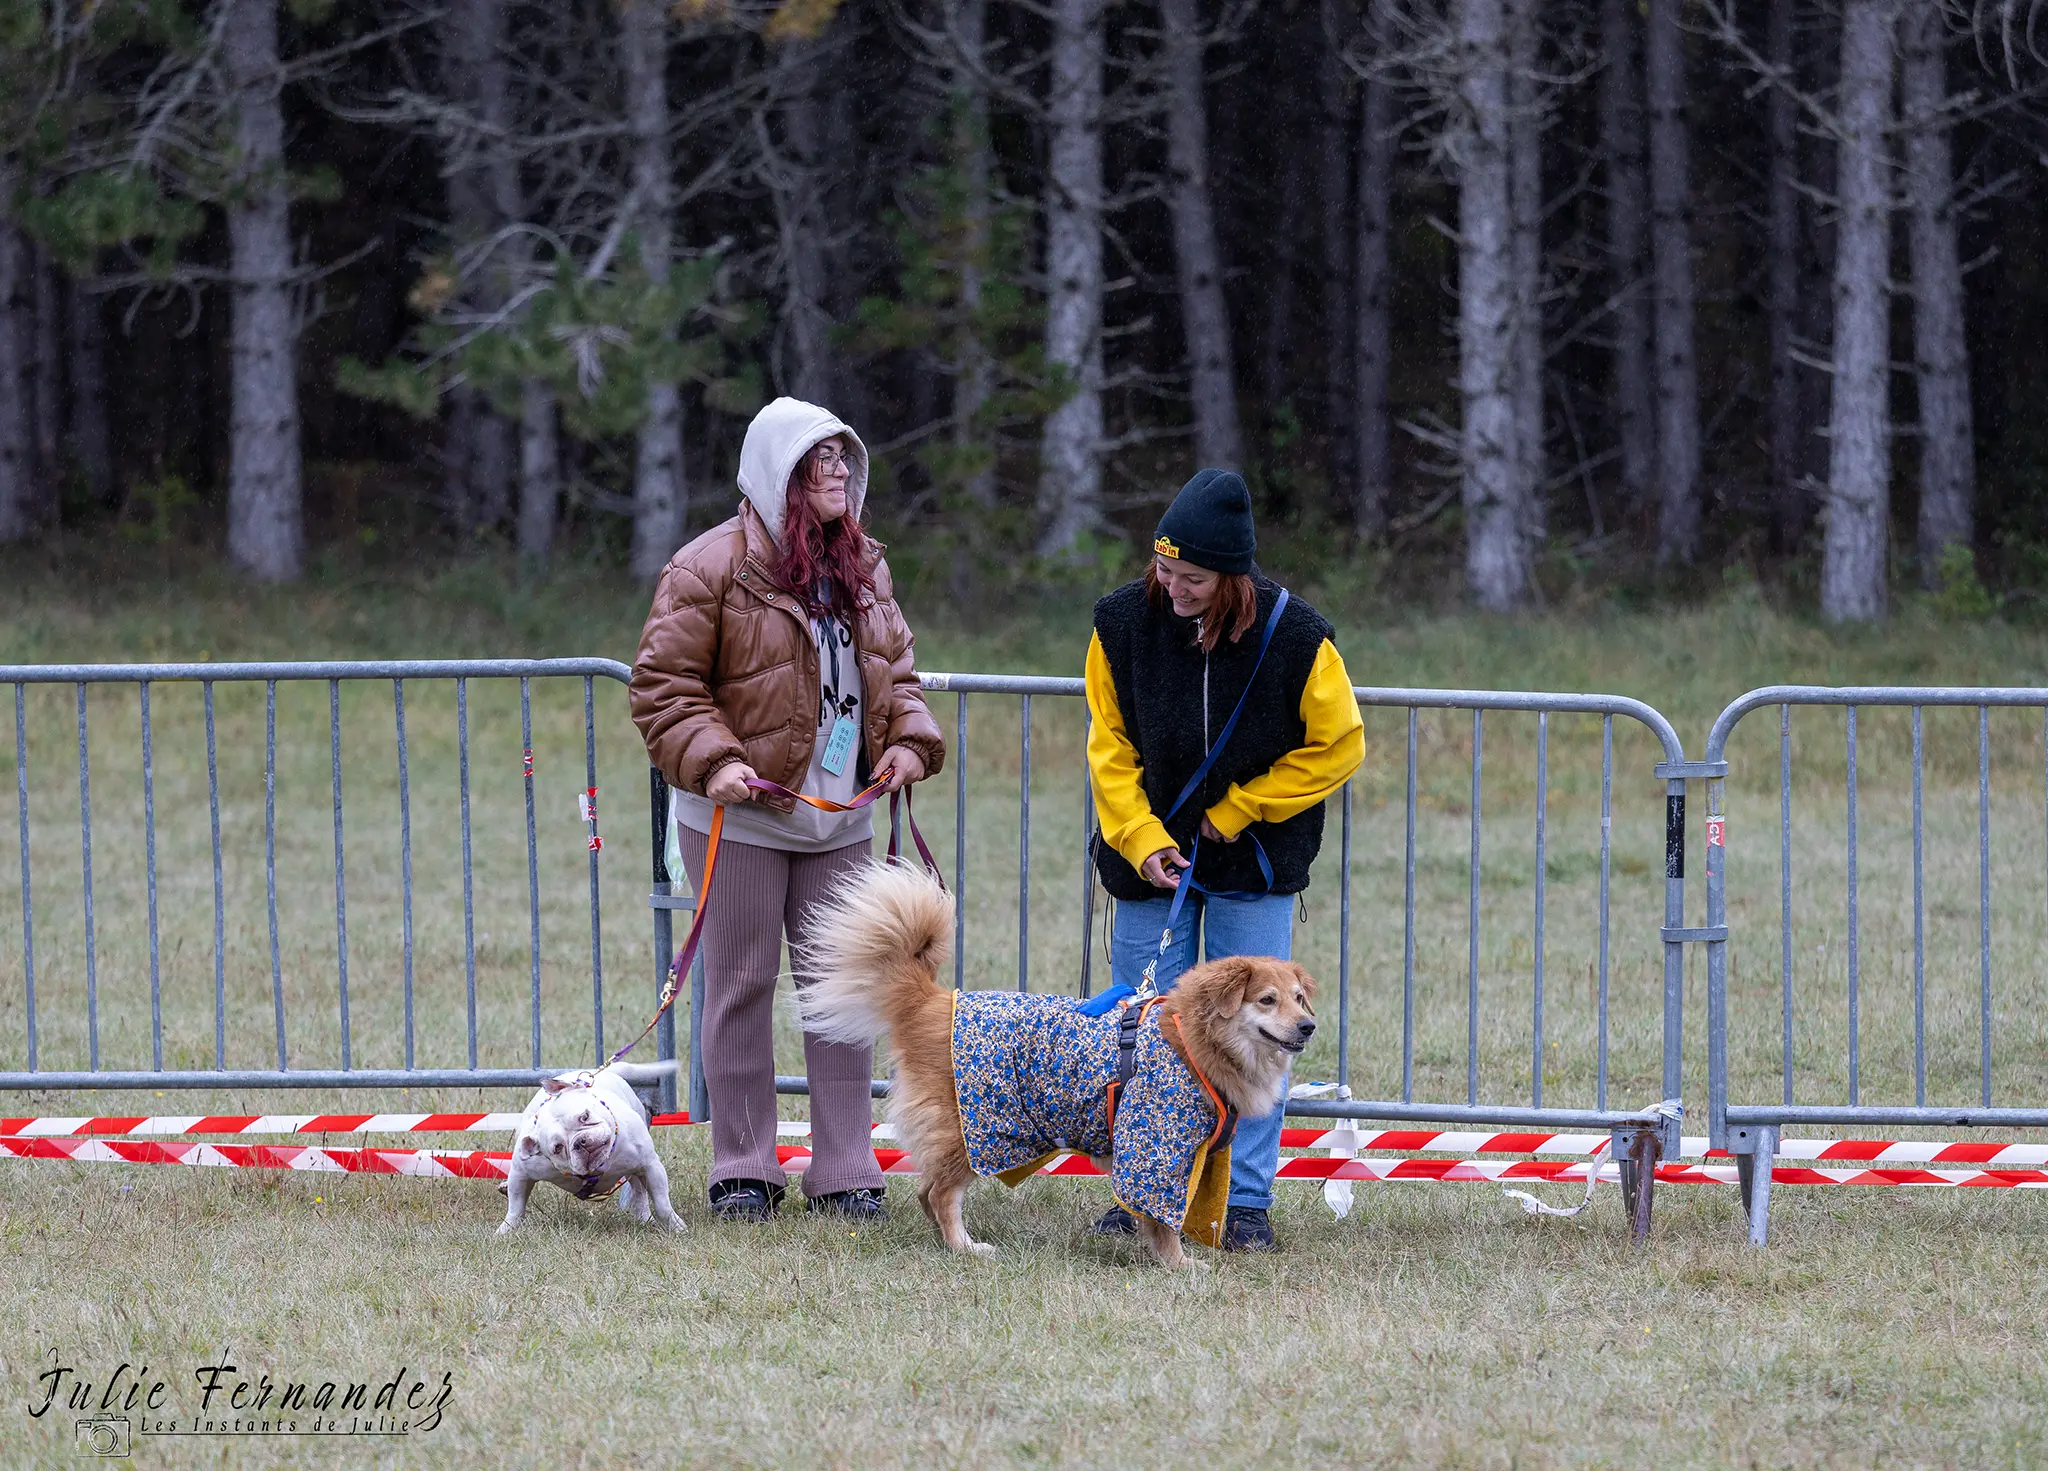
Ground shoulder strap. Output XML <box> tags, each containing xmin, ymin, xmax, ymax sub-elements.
<box><xmin>1103</xmin><ymin>999</ymin><xmax>1157</xmax><ymax>1134</ymax></box>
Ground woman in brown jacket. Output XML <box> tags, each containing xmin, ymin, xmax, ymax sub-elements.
<box><xmin>630</xmin><ymin>397</ymin><xmax>944</xmax><ymax>1222</ymax></box>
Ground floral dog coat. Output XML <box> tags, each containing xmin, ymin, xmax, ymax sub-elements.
<box><xmin>950</xmin><ymin>990</ymin><xmax>1234</xmax><ymax>1246</ymax></box>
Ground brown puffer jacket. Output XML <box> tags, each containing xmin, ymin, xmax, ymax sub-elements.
<box><xmin>630</xmin><ymin>502</ymin><xmax>944</xmax><ymax>805</ymax></box>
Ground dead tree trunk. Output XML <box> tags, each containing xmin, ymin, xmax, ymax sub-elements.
<box><xmin>1353</xmin><ymin>0</ymin><xmax>1395</xmax><ymax>538</ymax></box>
<box><xmin>1820</xmin><ymin>0</ymin><xmax>1898</xmax><ymax>622</ymax></box>
<box><xmin>31</xmin><ymin>248</ymin><xmax>60</xmax><ymax>514</ymax></box>
<box><xmin>1646</xmin><ymin>0</ymin><xmax>1699</xmax><ymax>564</ymax></box>
<box><xmin>66</xmin><ymin>275</ymin><xmax>114</xmax><ymax>506</ymax></box>
<box><xmin>1455</xmin><ymin>0</ymin><xmax>1529</xmax><ymax>610</ymax></box>
<box><xmin>1319</xmin><ymin>0</ymin><xmax>1355</xmax><ymax>507</ymax></box>
<box><xmin>224</xmin><ymin>0</ymin><xmax>304</xmax><ymax>582</ymax></box>
<box><xmin>951</xmin><ymin>0</ymin><xmax>997</xmax><ymax>507</ymax></box>
<box><xmin>775</xmin><ymin>37</ymin><xmax>834</xmax><ymax>403</ymax></box>
<box><xmin>1765</xmin><ymin>0</ymin><xmax>1806</xmax><ymax>551</ymax></box>
<box><xmin>622</xmin><ymin>0</ymin><xmax>686</xmax><ymax>581</ymax></box>
<box><xmin>445</xmin><ymin>0</ymin><xmax>515</xmax><ymax>538</ymax></box>
<box><xmin>1162</xmin><ymin>0</ymin><xmax>1244</xmax><ymax>470</ymax></box>
<box><xmin>1902</xmin><ymin>0</ymin><xmax>1973</xmax><ymax>584</ymax></box>
<box><xmin>517</xmin><ymin>377</ymin><xmax>559</xmax><ymax>564</ymax></box>
<box><xmin>1036</xmin><ymin>0</ymin><xmax>1106</xmax><ymax>558</ymax></box>
<box><xmin>1507</xmin><ymin>0</ymin><xmax>1543</xmax><ymax>544</ymax></box>
<box><xmin>0</xmin><ymin>190</ymin><xmax>31</xmax><ymax>541</ymax></box>
<box><xmin>1599</xmin><ymin>0</ymin><xmax>1654</xmax><ymax>518</ymax></box>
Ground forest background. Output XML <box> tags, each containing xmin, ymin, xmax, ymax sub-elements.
<box><xmin>3</xmin><ymin>0</ymin><xmax>2047</xmax><ymax>626</ymax></box>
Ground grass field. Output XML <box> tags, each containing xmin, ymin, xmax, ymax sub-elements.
<box><xmin>3</xmin><ymin>549</ymin><xmax>2047</xmax><ymax>1468</ymax></box>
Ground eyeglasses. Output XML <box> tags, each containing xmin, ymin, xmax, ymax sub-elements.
<box><xmin>811</xmin><ymin>445</ymin><xmax>852</xmax><ymax>474</ymax></box>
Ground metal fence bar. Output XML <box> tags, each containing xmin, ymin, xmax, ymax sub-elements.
<box><xmin>265</xmin><ymin>681</ymin><xmax>284</xmax><ymax>1070</ymax></box>
<box><xmin>205</xmin><ymin>683</ymin><xmax>225</xmax><ymax>1070</ymax></box>
<box><xmin>1780</xmin><ymin>705</ymin><xmax>1792</xmax><ymax>1105</ymax></box>
<box><xmin>1979</xmin><ymin>705</ymin><xmax>1992</xmax><ymax>1107</ymax></box>
<box><xmin>1467</xmin><ymin>709</ymin><xmax>1483</xmax><ymax>1107</ymax></box>
<box><xmin>1337</xmin><ymin>778</ymin><xmax>1352</xmax><ymax>1092</ymax></box>
<box><xmin>458</xmin><ymin>678</ymin><xmax>477</xmax><ymax>1071</ymax></box>
<box><xmin>329</xmin><ymin>680</ymin><xmax>351</xmax><ymax>1071</ymax></box>
<box><xmin>1597</xmin><ymin>715</ymin><xmax>1612</xmax><ymax>1111</ymax></box>
<box><xmin>13</xmin><ymin>683</ymin><xmax>32</xmax><ymax>1072</ymax></box>
<box><xmin>522</xmin><ymin>678</ymin><xmax>541</xmax><ymax>1068</ymax></box>
<box><xmin>584</xmin><ymin>676</ymin><xmax>603</xmax><ymax>1063</ymax></box>
<box><xmin>1912</xmin><ymin>706</ymin><xmax>1925</xmax><ymax>1106</ymax></box>
<box><xmin>76</xmin><ymin>683</ymin><xmax>96</xmax><ymax>1069</ymax></box>
<box><xmin>141</xmin><ymin>682</ymin><xmax>162</xmax><ymax>1071</ymax></box>
<box><xmin>1079</xmin><ymin>709</ymin><xmax>1096</xmax><ymax>1000</ymax></box>
<box><xmin>1017</xmin><ymin>693</ymin><xmax>1031</xmax><ymax>992</ymax></box>
<box><xmin>394</xmin><ymin>681</ymin><xmax>415</xmax><ymax>1069</ymax></box>
<box><xmin>1401</xmin><ymin>709</ymin><xmax>1417</xmax><ymax>1103</ymax></box>
<box><xmin>1846</xmin><ymin>705</ymin><xmax>1859</xmax><ymax>1106</ymax></box>
<box><xmin>1531</xmin><ymin>711</ymin><xmax>1548</xmax><ymax>1109</ymax></box>
<box><xmin>954</xmin><ymin>693</ymin><xmax>967</xmax><ymax>992</ymax></box>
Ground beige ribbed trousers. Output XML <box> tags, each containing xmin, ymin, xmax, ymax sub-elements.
<box><xmin>674</xmin><ymin>826</ymin><xmax>885</xmax><ymax>1198</ymax></box>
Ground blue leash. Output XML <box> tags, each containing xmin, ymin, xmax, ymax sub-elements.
<box><xmin>1079</xmin><ymin>589</ymin><xmax>1289</xmax><ymax>1017</ymax></box>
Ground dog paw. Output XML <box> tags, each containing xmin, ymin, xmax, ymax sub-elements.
<box><xmin>966</xmin><ymin>1241</ymin><xmax>997</xmax><ymax>1258</ymax></box>
<box><xmin>494</xmin><ymin>1220</ymin><xmax>518</xmax><ymax>1236</ymax></box>
<box><xmin>660</xmin><ymin>1216</ymin><xmax>687</xmax><ymax>1234</ymax></box>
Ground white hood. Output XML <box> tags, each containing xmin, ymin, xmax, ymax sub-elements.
<box><xmin>735</xmin><ymin>396</ymin><xmax>869</xmax><ymax>544</ymax></box>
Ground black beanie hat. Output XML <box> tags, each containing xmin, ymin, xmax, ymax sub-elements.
<box><xmin>1153</xmin><ymin>468</ymin><xmax>1256</xmax><ymax>575</ymax></box>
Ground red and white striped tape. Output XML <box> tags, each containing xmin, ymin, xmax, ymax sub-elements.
<box><xmin>0</xmin><ymin>1112</ymin><xmax>695</xmax><ymax>1139</ymax></box>
<box><xmin>2</xmin><ymin>1134</ymin><xmax>513</xmax><ymax>1179</ymax></box>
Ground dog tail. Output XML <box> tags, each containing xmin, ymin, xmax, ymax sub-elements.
<box><xmin>795</xmin><ymin>860</ymin><xmax>952</xmax><ymax>1046</ymax></box>
<box><xmin>609</xmin><ymin>1060</ymin><xmax>679</xmax><ymax>1085</ymax></box>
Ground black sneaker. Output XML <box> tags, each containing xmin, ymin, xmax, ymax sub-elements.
<box><xmin>807</xmin><ymin>1187</ymin><xmax>886</xmax><ymax>1222</ymax></box>
<box><xmin>1221</xmin><ymin>1205</ymin><xmax>1277</xmax><ymax>1253</ymax></box>
<box><xmin>1092</xmin><ymin>1204</ymin><xmax>1137</xmax><ymax>1235</ymax></box>
<box><xmin>708</xmin><ymin>1178</ymin><xmax>783</xmax><ymax>1222</ymax></box>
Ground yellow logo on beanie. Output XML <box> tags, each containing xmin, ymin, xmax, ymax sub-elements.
<box><xmin>1153</xmin><ymin>535</ymin><xmax>1181</xmax><ymax>558</ymax></box>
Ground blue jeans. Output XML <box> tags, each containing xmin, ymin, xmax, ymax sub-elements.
<box><xmin>1110</xmin><ymin>890</ymin><xmax>1296</xmax><ymax>1210</ymax></box>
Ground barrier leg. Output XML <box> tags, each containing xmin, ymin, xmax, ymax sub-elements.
<box><xmin>1628</xmin><ymin>1127</ymin><xmax>1659</xmax><ymax>1244</ymax></box>
<box><xmin>1745</xmin><ymin>1125</ymin><xmax>1777</xmax><ymax>1247</ymax></box>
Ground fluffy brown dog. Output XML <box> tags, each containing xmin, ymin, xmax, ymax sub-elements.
<box><xmin>799</xmin><ymin>861</ymin><xmax>1317</xmax><ymax>1267</ymax></box>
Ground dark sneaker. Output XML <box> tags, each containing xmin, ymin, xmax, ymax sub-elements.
<box><xmin>1092</xmin><ymin>1204</ymin><xmax>1137</xmax><ymax>1235</ymax></box>
<box><xmin>1221</xmin><ymin>1205</ymin><xmax>1277</xmax><ymax>1253</ymax></box>
<box><xmin>708</xmin><ymin>1178</ymin><xmax>783</xmax><ymax>1222</ymax></box>
<box><xmin>807</xmin><ymin>1187</ymin><xmax>887</xmax><ymax>1222</ymax></box>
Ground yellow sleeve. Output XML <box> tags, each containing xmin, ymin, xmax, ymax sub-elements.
<box><xmin>1204</xmin><ymin>639</ymin><xmax>1365</xmax><ymax>839</ymax></box>
<box><xmin>1085</xmin><ymin>632</ymin><xmax>1178</xmax><ymax>871</ymax></box>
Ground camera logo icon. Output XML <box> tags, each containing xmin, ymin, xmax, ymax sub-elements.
<box><xmin>75</xmin><ymin>1416</ymin><xmax>131</xmax><ymax>1457</ymax></box>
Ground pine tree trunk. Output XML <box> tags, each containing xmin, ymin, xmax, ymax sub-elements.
<box><xmin>1766</xmin><ymin>0</ymin><xmax>1806</xmax><ymax>551</ymax></box>
<box><xmin>0</xmin><ymin>190</ymin><xmax>32</xmax><ymax>542</ymax></box>
<box><xmin>951</xmin><ymin>0</ymin><xmax>997</xmax><ymax>507</ymax></box>
<box><xmin>65</xmin><ymin>275</ymin><xmax>114</xmax><ymax>506</ymax></box>
<box><xmin>1162</xmin><ymin>0</ymin><xmax>1244</xmax><ymax>470</ymax></box>
<box><xmin>1353</xmin><ymin>0</ymin><xmax>1395</xmax><ymax>539</ymax></box>
<box><xmin>622</xmin><ymin>0</ymin><xmax>686</xmax><ymax>580</ymax></box>
<box><xmin>1456</xmin><ymin>0</ymin><xmax>1529</xmax><ymax>610</ymax></box>
<box><xmin>1035</xmin><ymin>0</ymin><xmax>1106</xmax><ymax>558</ymax></box>
<box><xmin>445</xmin><ymin>0</ymin><xmax>515</xmax><ymax>538</ymax></box>
<box><xmin>517</xmin><ymin>378</ymin><xmax>559</xmax><ymax>565</ymax></box>
<box><xmin>1902</xmin><ymin>1</ymin><xmax>1973</xmax><ymax>585</ymax></box>
<box><xmin>1599</xmin><ymin>0</ymin><xmax>1654</xmax><ymax>516</ymax></box>
<box><xmin>224</xmin><ymin>0</ymin><xmax>304</xmax><ymax>582</ymax></box>
<box><xmin>1646</xmin><ymin>0</ymin><xmax>1698</xmax><ymax>564</ymax></box>
<box><xmin>1820</xmin><ymin>0</ymin><xmax>1898</xmax><ymax>623</ymax></box>
<box><xmin>1318</xmin><ymin>0</ymin><xmax>1356</xmax><ymax>508</ymax></box>
<box><xmin>1258</xmin><ymin>143</ymin><xmax>1305</xmax><ymax>416</ymax></box>
<box><xmin>777</xmin><ymin>38</ymin><xmax>833</xmax><ymax>403</ymax></box>
<box><xmin>1507</xmin><ymin>0</ymin><xmax>1543</xmax><ymax>544</ymax></box>
<box><xmin>31</xmin><ymin>247</ymin><xmax>60</xmax><ymax>518</ymax></box>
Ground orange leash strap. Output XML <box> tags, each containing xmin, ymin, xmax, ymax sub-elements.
<box><xmin>606</xmin><ymin>803</ymin><xmax>725</xmax><ymax>1068</ymax></box>
<box><xmin>1167</xmin><ymin>1012</ymin><xmax>1240</xmax><ymax>1152</ymax></box>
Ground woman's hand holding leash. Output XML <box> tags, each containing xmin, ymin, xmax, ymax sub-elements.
<box><xmin>705</xmin><ymin>762</ymin><xmax>760</xmax><ymax>803</ymax></box>
<box><xmin>1198</xmin><ymin>814</ymin><xmax>1239</xmax><ymax>844</ymax></box>
<box><xmin>875</xmin><ymin>744</ymin><xmax>926</xmax><ymax>794</ymax></box>
<box><xmin>1141</xmin><ymin>848</ymin><xmax>1188</xmax><ymax>890</ymax></box>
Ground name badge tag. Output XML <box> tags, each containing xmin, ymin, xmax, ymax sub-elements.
<box><xmin>821</xmin><ymin>714</ymin><xmax>858</xmax><ymax>776</ymax></box>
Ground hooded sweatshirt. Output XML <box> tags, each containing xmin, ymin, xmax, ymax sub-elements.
<box><xmin>672</xmin><ymin>398</ymin><xmax>878</xmax><ymax>853</ymax></box>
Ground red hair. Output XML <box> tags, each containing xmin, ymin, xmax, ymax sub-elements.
<box><xmin>1144</xmin><ymin>563</ymin><xmax>1258</xmax><ymax>653</ymax></box>
<box><xmin>770</xmin><ymin>451</ymin><xmax>879</xmax><ymax>625</ymax></box>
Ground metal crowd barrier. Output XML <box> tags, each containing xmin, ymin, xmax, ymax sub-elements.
<box><xmin>0</xmin><ymin>660</ymin><xmax>654</xmax><ymax>1096</ymax></box>
<box><xmin>734</xmin><ymin>673</ymin><xmax>1696</xmax><ymax>1234</ymax></box>
<box><xmin>1701</xmin><ymin>687</ymin><xmax>2048</xmax><ymax>1244</ymax></box>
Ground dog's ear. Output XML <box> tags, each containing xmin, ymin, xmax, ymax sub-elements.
<box><xmin>518</xmin><ymin>1134</ymin><xmax>541</xmax><ymax>1157</ymax></box>
<box><xmin>1292</xmin><ymin>962</ymin><xmax>1319</xmax><ymax>1008</ymax></box>
<box><xmin>542</xmin><ymin>1075</ymin><xmax>577</xmax><ymax>1096</ymax></box>
<box><xmin>1208</xmin><ymin>956</ymin><xmax>1260</xmax><ymax>1015</ymax></box>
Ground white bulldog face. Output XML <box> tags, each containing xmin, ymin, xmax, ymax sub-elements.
<box><xmin>521</xmin><ymin>1080</ymin><xmax>618</xmax><ymax>1177</ymax></box>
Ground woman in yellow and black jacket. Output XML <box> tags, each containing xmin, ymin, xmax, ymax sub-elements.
<box><xmin>1085</xmin><ymin>468</ymin><xmax>1363</xmax><ymax>1251</ymax></box>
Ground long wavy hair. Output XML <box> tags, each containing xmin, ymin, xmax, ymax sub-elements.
<box><xmin>1145</xmin><ymin>563</ymin><xmax>1258</xmax><ymax>653</ymax></box>
<box><xmin>770</xmin><ymin>440</ymin><xmax>879</xmax><ymax>626</ymax></box>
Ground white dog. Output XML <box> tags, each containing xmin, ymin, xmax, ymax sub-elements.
<box><xmin>497</xmin><ymin>1063</ymin><xmax>684</xmax><ymax>1234</ymax></box>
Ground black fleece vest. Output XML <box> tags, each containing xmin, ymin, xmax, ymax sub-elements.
<box><xmin>1091</xmin><ymin>575</ymin><xmax>1336</xmax><ymax>902</ymax></box>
